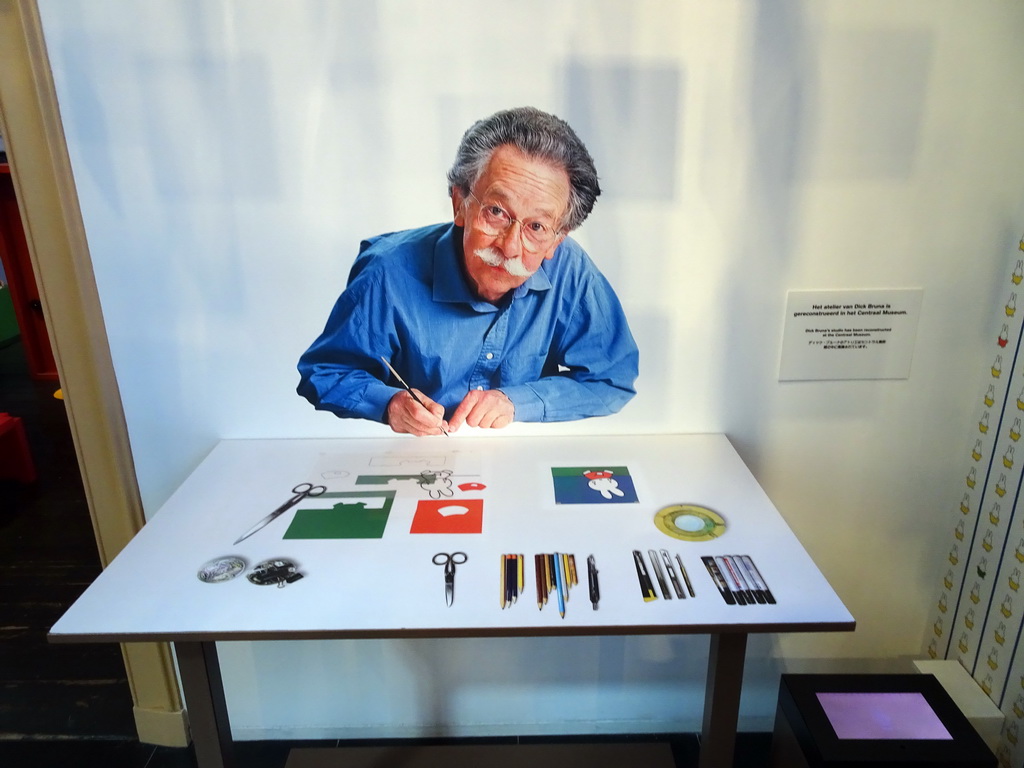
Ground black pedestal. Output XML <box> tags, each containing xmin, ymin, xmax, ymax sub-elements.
<box><xmin>770</xmin><ymin>674</ymin><xmax>996</xmax><ymax>767</ymax></box>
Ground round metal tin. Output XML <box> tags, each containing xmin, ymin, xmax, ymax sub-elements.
<box><xmin>197</xmin><ymin>556</ymin><xmax>246</xmax><ymax>583</ymax></box>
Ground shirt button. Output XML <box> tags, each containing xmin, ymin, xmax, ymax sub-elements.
<box><xmin>476</xmin><ymin>386</ymin><xmax>483</xmax><ymax>391</ymax></box>
<box><xmin>485</xmin><ymin>353</ymin><xmax>494</xmax><ymax>360</ymax></box>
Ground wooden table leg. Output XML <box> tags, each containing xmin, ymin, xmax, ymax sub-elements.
<box><xmin>175</xmin><ymin>641</ymin><xmax>235</xmax><ymax>768</ymax></box>
<box><xmin>699</xmin><ymin>632</ymin><xmax>748</xmax><ymax>768</ymax></box>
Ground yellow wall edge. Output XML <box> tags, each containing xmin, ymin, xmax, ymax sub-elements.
<box><xmin>0</xmin><ymin>0</ymin><xmax>187</xmax><ymax>745</ymax></box>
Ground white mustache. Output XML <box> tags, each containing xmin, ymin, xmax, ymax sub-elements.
<box><xmin>474</xmin><ymin>247</ymin><xmax>533</xmax><ymax>278</ymax></box>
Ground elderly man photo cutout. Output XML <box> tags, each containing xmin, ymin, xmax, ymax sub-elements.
<box><xmin>297</xmin><ymin>106</ymin><xmax>639</xmax><ymax>437</ymax></box>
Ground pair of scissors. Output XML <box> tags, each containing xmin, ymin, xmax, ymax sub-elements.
<box><xmin>432</xmin><ymin>551</ymin><xmax>467</xmax><ymax>606</ymax></box>
<box><xmin>234</xmin><ymin>482</ymin><xmax>326</xmax><ymax>544</ymax></box>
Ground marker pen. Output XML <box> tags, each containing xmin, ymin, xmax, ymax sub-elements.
<box><xmin>715</xmin><ymin>556</ymin><xmax>747</xmax><ymax>605</ymax></box>
<box><xmin>702</xmin><ymin>556</ymin><xmax>736</xmax><ymax>605</ymax></box>
<box><xmin>735</xmin><ymin>555</ymin><xmax>766</xmax><ymax>604</ymax></box>
<box><xmin>741</xmin><ymin>555</ymin><xmax>776</xmax><ymax>604</ymax></box>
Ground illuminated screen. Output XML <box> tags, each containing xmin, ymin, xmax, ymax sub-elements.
<box><xmin>815</xmin><ymin>692</ymin><xmax>954</xmax><ymax>740</ymax></box>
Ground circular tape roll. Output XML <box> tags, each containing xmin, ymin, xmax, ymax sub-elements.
<box><xmin>654</xmin><ymin>504</ymin><xmax>726</xmax><ymax>542</ymax></box>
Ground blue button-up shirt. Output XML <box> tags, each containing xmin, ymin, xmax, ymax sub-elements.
<box><xmin>297</xmin><ymin>223</ymin><xmax>638</xmax><ymax>424</ymax></box>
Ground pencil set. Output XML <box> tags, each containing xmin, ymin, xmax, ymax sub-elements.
<box><xmin>521</xmin><ymin>552</ymin><xmax>579</xmax><ymax>618</ymax></box>
<box><xmin>701</xmin><ymin>555</ymin><xmax>775</xmax><ymax>605</ymax></box>
<box><xmin>500</xmin><ymin>554</ymin><xmax>525</xmax><ymax>609</ymax></box>
<box><xmin>632</xmin><ymin>549</ymin><xmax>695</xmax><ymax>602</ymax></box>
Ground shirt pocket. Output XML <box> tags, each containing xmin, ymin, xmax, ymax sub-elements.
<box><xmin>498</xmin><ymin>349</ymin><xmax>550</xmax><ymax>387</ymax></box>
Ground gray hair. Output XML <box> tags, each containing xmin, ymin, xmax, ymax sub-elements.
<box><xmin>446</xmin><ymin>107</ymin><xmax>601</xmax><ymax>232</ymax></box>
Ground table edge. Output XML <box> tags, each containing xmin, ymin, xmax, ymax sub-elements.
<box><xmin>49</xmin><ymin>619</ymin><xmax>855</xmax><ymax>644</ymax></box>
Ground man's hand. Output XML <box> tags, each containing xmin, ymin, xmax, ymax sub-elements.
<box><xmin>386</xmin><ymin>390</ymin><xmax>448</xmax><ymax>436</ymax></box>
<box><xmin>449</xmin><ymin>389</ymin><xmax>515</xmax><ymax>432</ymax></box>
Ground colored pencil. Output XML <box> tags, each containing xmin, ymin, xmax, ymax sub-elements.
<box><xmin>554</xmin><ymin>552</ymin><xmax>566</xmax><ymax>618</ymax></box>
<box><xmin>535</xmin><ymin>554</ymin><xmax>545</xmax><ymax>609</ymax></box>
<box><xmin>500</xmin><ymin>554</ymin><xmax>506</xmax><ymax>608</ymax></box>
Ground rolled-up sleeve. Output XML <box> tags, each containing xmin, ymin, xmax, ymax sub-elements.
<box><xmin>296</xmin><ymin>268</ymin><xmax>399</xmax><ymax>422</ymax></box>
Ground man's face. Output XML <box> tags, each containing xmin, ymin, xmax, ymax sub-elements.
<box><xmin>452</xmin><ymin>145</ymin><xmax>570</xmax><ymax>304</ymax></box>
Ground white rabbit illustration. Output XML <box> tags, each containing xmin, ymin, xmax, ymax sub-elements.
<box><xmin>584</xmin><ymin>470</ymin><xmax>624</xmax><ymax>499</ymax></box>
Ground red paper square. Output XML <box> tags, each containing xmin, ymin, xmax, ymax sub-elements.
<box><xmin>410</xmin><ymin>499</ymin><xmax>483</xmax><ymax>534</ymax></box>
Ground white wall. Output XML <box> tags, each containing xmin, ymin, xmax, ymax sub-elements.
<box><xmin>38</xmin><ymin>0</ymin><xmax>1024</xmax><ymax>738</ymax></box>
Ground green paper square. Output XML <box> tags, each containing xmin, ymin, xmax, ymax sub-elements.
<box><xmin>283</xmin><ymin>491</ymin><xmax>394</xmax><ymax>539</ymax></box>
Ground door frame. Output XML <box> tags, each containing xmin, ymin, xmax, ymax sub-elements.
<box><xmin>0</xmin><ymin>0</ymin><xmax>187</xmax><ymax>746</ymax></box>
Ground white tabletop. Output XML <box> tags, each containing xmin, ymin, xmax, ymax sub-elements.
<box><xmin>49</xmin><ymin>433</ymin><xmax>853</xmax><ymax>642</ymax></box>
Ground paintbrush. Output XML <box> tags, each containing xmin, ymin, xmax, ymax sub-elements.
<box><xmin>380</xmin><ymin>356</ymin><xmax>449</xmax><ymax>436</ymax></box>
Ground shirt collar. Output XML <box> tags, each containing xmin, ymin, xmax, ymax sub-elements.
<box><xmin>433</xmin><ymin>224</ymin><xmax>553</xmax><ymax>310</ymax></box>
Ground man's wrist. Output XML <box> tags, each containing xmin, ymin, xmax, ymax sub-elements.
<box><xmin>495</xmin><ymin>385</ymin><xmax>541</xmax><ymax>422</ymax></box>
<box><xmin>495</xmin><ymin>389</ymin><xmax>515</xmax><ymax>420</ymax></box>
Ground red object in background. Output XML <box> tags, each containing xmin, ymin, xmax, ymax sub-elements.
<box><xmin>0</xmin><ymin>412</ymin><xmax>37</xmax><ymax>483</ymax></box>
<box><xmin>410</xmin><ymin>499</ymin><xmax>484</xmax><ymax>534</ymax></box>
<box><xmin>0</xmin><ymin>163</ymin><xmax>58</xmax><ymax>380</ymax></box>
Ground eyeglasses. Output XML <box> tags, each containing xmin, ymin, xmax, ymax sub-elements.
<box><xmin>465</xmin><ymin>191</ymin><xmax>562</xmax><ymax>252</ymax></box>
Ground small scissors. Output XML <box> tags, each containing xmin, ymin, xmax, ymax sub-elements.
<box><xmin>234</xmin><ymin>482</ymin><xmax>326</xmax><ymax>544</ymax></box>
<box><xmin>432</xmin><ymin>551</ymin><xmax>467</xmax><ymax>607</ymax></box>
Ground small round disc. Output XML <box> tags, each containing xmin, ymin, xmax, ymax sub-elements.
<box><xmin>654</xmin><ymin>504</ymin><xmax>726</xmax><ymax>541</ymax></box>
<box><xmin>197</xmin><ymin>556</ymin><xmax>246</xmax><ymax>583</ymax></box>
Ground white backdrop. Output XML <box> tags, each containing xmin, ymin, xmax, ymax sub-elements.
<box><xmin>38</xmin><ymin>0</ymin><xmax>1024</xmax><ymax>738</ymax></box>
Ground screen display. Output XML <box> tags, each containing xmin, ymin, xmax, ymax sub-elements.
<box><xmin>816</xmin><ymin>692</ymin><xmax>953</xmax><ymax>740</ymax></box>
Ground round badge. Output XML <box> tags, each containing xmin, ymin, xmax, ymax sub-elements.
<box><xmin>197</xmin><ymin>556</ymin><xmax>246</xmax><ymax>583</ymax></box>
<box><xmin>654</xmin><ymin>504</ymin><xmax>726</xmax><ymax>542</ymax></box>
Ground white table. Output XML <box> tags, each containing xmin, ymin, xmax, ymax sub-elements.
<box><xmin>50</xmin><ymin>434</ymin><xmax>854</xmax><ymax>768</ymax></box>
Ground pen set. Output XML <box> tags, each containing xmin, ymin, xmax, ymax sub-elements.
<box><xmin>633</xmin><ymin>549</ymin><xmax>694</xmax><ymax>601</ymax></box>
<box><xmin>701</xmin><ymin>555</ymin><xmax>774</xmax><ymax>605</ymax></box>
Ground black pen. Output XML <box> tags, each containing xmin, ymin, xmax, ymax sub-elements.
<box><xmin>380</xmin><ymin>356</ymin><xmax>448</xmax><ymax>436</ymax></box>
<box><xmin>587</xmin><ymin>555</ymin><xmax>600</xmax><ymax>610</ymax></box>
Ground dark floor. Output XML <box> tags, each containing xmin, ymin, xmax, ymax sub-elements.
<box><xmin>0</xmin><ymin>336</ymin><xmax>772</xmax><ymax>767</ymax></box>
